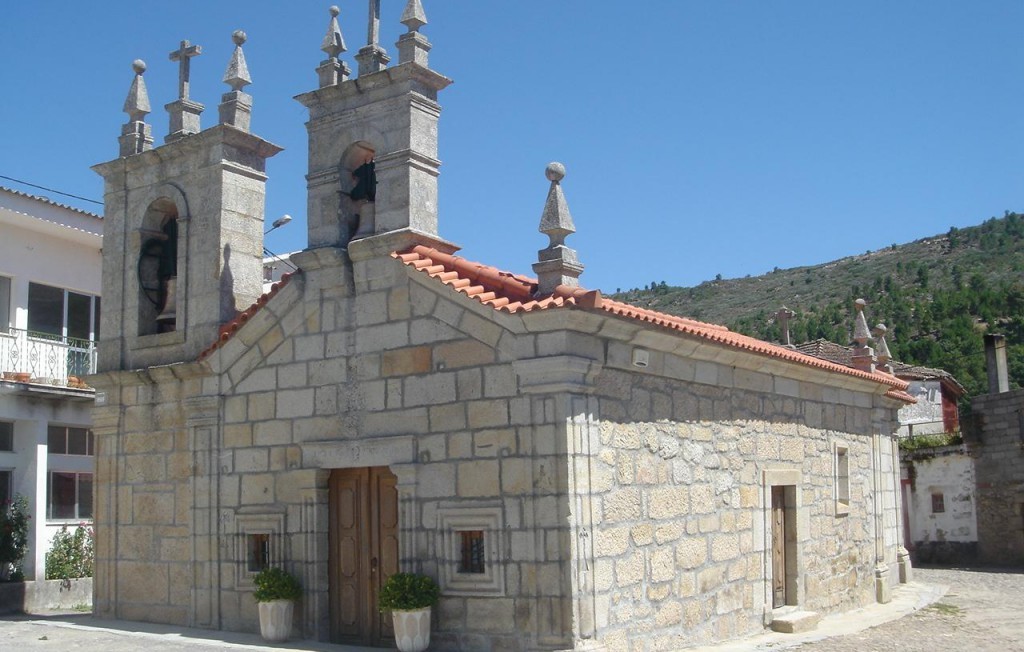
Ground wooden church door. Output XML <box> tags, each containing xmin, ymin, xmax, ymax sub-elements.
<box><xmin>329</xmin><ymin>466</ymin><xmax>400</xmax><ymax>646</ymax></box>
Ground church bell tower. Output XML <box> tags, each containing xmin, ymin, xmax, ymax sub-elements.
<box><xmin>295</xmin><ymin>1</ymin><xmax>455</xmax><ymax>256</ymax></box>
<box><xmin>92</xmin><ymin>32</ymin><xmax>282</xmax><ymax>372</ymax></box>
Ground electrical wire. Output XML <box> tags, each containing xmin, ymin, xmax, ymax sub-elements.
<box><xmin>0</xmin><ymin>174</ymin><xmax>103</xmax><ymax>206</ymax></box>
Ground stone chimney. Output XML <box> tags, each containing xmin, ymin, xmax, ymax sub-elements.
<box><xmin>984</xmin><ymin>333</ymin><xmax>1009</xmax><ymax>394</ymax></box>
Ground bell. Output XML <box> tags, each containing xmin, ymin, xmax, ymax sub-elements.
<box><xmin>156</xmin><ymin>276</ymin><xmax>177</xmax><ymax>330</ymax></box>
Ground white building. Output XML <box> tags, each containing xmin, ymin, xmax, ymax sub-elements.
<box><xmin>0</xmin><ymin>186</ymin><xmax>101</xmax><ymax>580</ymax></box>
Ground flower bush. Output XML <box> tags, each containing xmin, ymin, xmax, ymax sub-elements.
<box><xmin>46</xmin><ymin>523</ymin><xmax>94</xmax><ymax>580</ymax></box>
<box><xmin>0</xmin><ymin>495</ymin><xmax>31</xmax><ymax>581</ymax></box>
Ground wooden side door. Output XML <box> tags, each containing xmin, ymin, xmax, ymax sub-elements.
<box><xmin>329</xmin><ymin>466</ymin><xmax>399</xmax><ymax>646</ymax></box>
<box><xmin>771</xmin><ymin>486</ymin><xmax>787</xmax><ymax>609</ymax></box>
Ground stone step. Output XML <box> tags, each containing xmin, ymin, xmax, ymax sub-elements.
<box><xmin>770</xmin><ymin>609</ymin><xmax>822</xmax><ymax>633</ymax></box>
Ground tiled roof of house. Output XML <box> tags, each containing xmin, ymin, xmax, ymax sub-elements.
<box><xmin>0</xmin><ymin>185</ymin><xmax>103</xmax><ymax>220</ymax></box>
<box><xmin>197</xmin><ymin>272</ymin><xmax>295</xmax><ymax>360</ymax></box>
<box><xmin>395</xmin><ymin>245</ymin><xmax>913</xmax><ymax>400</ymax></box>
<box><xmin>796</xmin><ymin>338</ymin><xmax>965</xmax><ymax>396</ymax></box>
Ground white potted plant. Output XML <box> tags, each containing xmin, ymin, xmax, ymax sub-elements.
<box><xmin>253</xmin><ymin>566</ymin><xmax>302</xmax><ymax>642</ymax></box>
<box><xmin>378</xmin><ymin>572</ymin><xmax>440</xmax><ymax>652</ymax></box>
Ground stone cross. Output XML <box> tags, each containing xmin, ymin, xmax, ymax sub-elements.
<box><xmin>775</xmin><ymin>306</ymin><xmax>795</xmax><ymax>346</ymax></box>
<box><xmin>356</xmin><ymin>0</ymin><xmax>390</xmax><ymax>75</ymax></box>
<box><xmin>169</xmin><ymin>40</ymin><xmax>202</xmax><ymax>101</ymax></box>
<box><xmin>366</xmin><ymin>0</ymin><xmax>381</xmax><ymax>47</ymax></box>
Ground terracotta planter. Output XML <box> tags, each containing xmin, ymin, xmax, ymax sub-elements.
<box><xmin>258</xmin><ymin>599</ymin><xmax>294</xmax><ymax>642</ymax></box>
<box><xmin>391</xmin><ymin>606</ymin><xmax>431</xmax><ymax>652</ymax></box>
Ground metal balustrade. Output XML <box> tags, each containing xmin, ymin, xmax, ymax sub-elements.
<box><xmin>0</xmin><ymin>328</ymin><xmax>96</xmax><ymax>388</ymax></box>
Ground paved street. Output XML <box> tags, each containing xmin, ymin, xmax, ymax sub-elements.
<box><xmin>0</xmin><ymin>566</ymin><xmax>1020</xmax><ymax>651</ymax></box>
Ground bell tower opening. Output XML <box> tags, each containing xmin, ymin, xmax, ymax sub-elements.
<box><xmin>137</xmin><ymin>198</ymin><xmax>179</xmax><ymax>335</ymax></box>
<box><xmin>339</xmin><ymin>141</ymin><xmax>377</xmax><ymax>244</ymax></box>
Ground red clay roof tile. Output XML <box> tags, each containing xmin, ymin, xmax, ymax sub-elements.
<box><xmin>394</xmin><ymin>245</ymin><xmax>912</xmax><ymax>399</ymax></box>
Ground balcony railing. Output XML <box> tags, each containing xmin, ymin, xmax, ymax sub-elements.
<box><xmin>0</xmin><ymin>328</ymin><xmax>96</xmax><ymax>389</ymax></box>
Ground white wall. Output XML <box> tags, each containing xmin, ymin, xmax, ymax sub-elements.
<box><xmin>906</xmin><ymin>447</ymin><xmax>977</xmax><ymax>545</ymax></box>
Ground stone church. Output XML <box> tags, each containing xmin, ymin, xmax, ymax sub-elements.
<box><xmin>89</xmin><ymin>3</ymin><xmax>914</xmax><ymax>650</ymax></box>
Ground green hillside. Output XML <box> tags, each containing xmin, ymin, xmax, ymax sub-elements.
<box><xmin>613</xmin><ymin>212</ymin><xmax>1024</xmax><ymax>402</ymax></box>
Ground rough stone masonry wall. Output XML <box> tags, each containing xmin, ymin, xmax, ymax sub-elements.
<box><xmin>588</xmin><ymin>368</ymin><xmax>892</xmax><ymax>651</ymax></box>
<box><xmin>972</xmin><ymin>388</ymin><xmax>1024</xmax><ymax>565</ymax></box>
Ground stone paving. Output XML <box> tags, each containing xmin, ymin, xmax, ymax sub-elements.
<box><xmin>787</xmin><ymin>566</ymin><xmax>1024</xmax><ymax>652</ymax></box>
<box><xmin>0</xmin><ymin>566</ymin><xmax>1020</xmax><ymax>651</ymax></box>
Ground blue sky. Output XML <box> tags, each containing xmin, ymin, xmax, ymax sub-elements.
<box><xmin>2</xmin><ymin>1</ymin><xmax>1021</xmax><ymax>294</ymax></box>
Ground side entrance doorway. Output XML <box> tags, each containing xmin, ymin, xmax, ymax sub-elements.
<box><xmin>329</xmin><ymin>466</ymin><xmax>400</xmax><ymax>646</ymax></box>
<box><xmin>770</xmin><ymin>484</ymin><xmax>797</xmax><ymax>609</ymax></box>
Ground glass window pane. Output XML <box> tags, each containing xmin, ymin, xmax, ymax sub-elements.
<box><xmin>0</xmin><ymin>470</ymin><xmax>10</xmax><ymax>505</ymax></box>
<box><xmin>87</xmin><ymin>431</ymin><xmax>95</xmax><ymax>456</ymax></box>
<box><xmin>67</xmin><ymin>292</ymin><xmax>92</xmax><ymax>341</ymax></box>
<box><xmin>28</xmin><ymin>283</ymin><xmax>65</xmax><ymax>337</ymax></box>
<box><xmin>48</xmin><ymin>425</ymin><xmax>67</xmax><ymax>453</ymax></box>
<box><xmin>93</xmin><ymin>296</ymin><xmax>101</xmax><ymax>341</ymax></box>
<box><xmin>50</xmin><ymin>472</ymin><xmax>76</xmax><ymax>519</ymax></box>
<box><xmin>78</xmin><ymin>474</ymin><xmax>93</xmax><ymax>519</ymax></box>
<box><xmin>0</xmin><ymin>421</ymin><xmax>12</xmax><ymax>452</ymax></box>
<box><xmin>0</xmin><ymin>276</ymin><xmax>10</xmax><ymax>331</ymax></box>
<box><xmin>67</xmin><ymin>427</ymin><xmax>88</xmax><ymax>455</ymax></box>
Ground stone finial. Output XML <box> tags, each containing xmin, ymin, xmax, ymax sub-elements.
<box><xmin>776</xmin><ymin>306</ymin><xmax>795</xmax><ymax>346</ymax></box>
<box><xmin>223</xmin><ymin>30</ymin><xmax>252</xmax><ymax>91</ymax></box>
<box><xmin>219</xmin><ymin>31</ymin><xmax>254</xmax><ymax>132</ymax></box>
<box><xmin>123</xmin><ymin>60</ymin><xmax>151</xmax><ymax>121</ymax></box>
<box><xmin>533</xmin><ymin>162</ymin><xmax>584</xmax><ymax>295</ymax></box>
<box><xmin>401</xmin><ymin>0</ymin><xmax>428</xmax><ymax>32</ymax></box>
<box><xmin>873</xmin><ymin>323</ymin><xmax>893</xmax><ymax>372</ymax></box>
<box><xmin>356</xmin><ymin>0</ymin><xmax>390</xmax><ymax>76</ymax></box>
<box><xmin>852</xmin><ymin>299</ymin><xmax>871</xmax><ymax>347</ymax></box>
<box><xmin>850</xmin><ymin>299</ymin><xmax>877</xmax><ymax>373</ymax></box>
<box><xmin>165</xmin><ymin>40</ymin><xmax>205</xmax><ymax>143</ymax></box>
<box><xmin>119</xmin><ymin>60</ymin><xmax>154</xmax><ymax>156</ymax></box>
<box><xmin>397</xmin><ymin>0</ymin><xmax>432</xmax><ymax>66</ymax></box>
<box><xmin>319</xmin><ymin>5</ymin><xmax>352</xmax><ymax>87</ymax></box>
<box><xmin>322</xmin><ymin>6</ymin><xmax>347</xmax><ymax>57</ymax></box>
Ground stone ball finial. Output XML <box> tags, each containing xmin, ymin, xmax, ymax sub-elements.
<box><xmin>545</xmin><ymin>162</ymin><xmax>566</xmax><ymax>183</ymax></box>
<box><xmin>132</xmin><ymin>59</ymin><xmax>147</xmax><ymax>74</ymax></box>
<box><xmin>232</xmin><ymin>30</ymin><xmax>247</xmax><ymax>46</ymax></box>
<box><xmin>330</xmin><ymin>5</ymin><xmax>340</xmax><ymax>17</ymax></box>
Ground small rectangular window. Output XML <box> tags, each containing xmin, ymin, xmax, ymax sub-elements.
<box><xmin>459</xmin><ymin>530</ymin><xmax>486</xmax><ymax>574</ymax></box>
<box><xmin>0</xmin><ymin>421</ymin><xmax>13</xmax><ymax>452</ymax></box>
<box><xmin>248</xmin><ymin>533</ymin><xmax>271</xmax><ymax>572</ymax></box>
<box><xmin>932</xmin><ymin>493</ymin><xmax>945</xmax><ymax>514</ymax></box>
<box><xmin>67</xmin><ymin>428</ymin><xmax>89</xmax><ymax>456</ymax></box>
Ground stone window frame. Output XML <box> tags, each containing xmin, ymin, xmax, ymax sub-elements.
<box><xmin>437</xmin><ymin>505</ymin><xmax>505</xmax><ymax>596</ymax></box>
<box><xmin>235</xmin><ymin>512</ymin><xmax>286</xmax><ymax>589</ymax></box>
<box><xmin>833</xmin><ymin>441</ymin><xmax>850</xmax><ymax>516</ymax></box>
